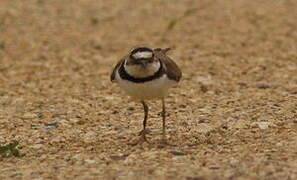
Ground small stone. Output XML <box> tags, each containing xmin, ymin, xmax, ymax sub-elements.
<box><xmin>76</xmin><ymin>120</ymin><xmax>87</xmax><ymax>125</ymax></box>
<box><xmin>200</xmin><ymin>84</ymin><xmax>208</xmax><ymax>93</ymax></box>
<box><xmin>169</xmin><ymin>151</ymin><xmax>186</xmax><ymax>156</ymax></box>
<box><xmin>251</xmin><ymin>122</ymin><xmax>274</xmax><ymax>130</ymax></box>
<box><xmin>110</xmin><ymin>154</ymin><xmax>128</xmax><ymax>160</ymax></box>
<box><xmin>23</xmin><ymin>112</ymin><xmax>38</xmax><ymax>119</ymax></box>
<box><xmin>257</xmin><ymin>84</ymin><xmax>270</xmax><ymax>89</ymax></box>
<box><xmin>84</xmin><ymin>159</ymin><xmax>96</xmax><ymax>164</ymax></box>
<box><xmin>127</xmin><ymin>107</ymin><xmax>135</xmax><ymax>111</ymax></box>
<box><xmin>114</xmin><ymin>125</ymin><xmax>126</xmax><ymax>131</ymax></box>
<box><xmin>43</xmin><ymin>123</ymin><xmax>58</xmax><ymax>130</ymax></box>
<box><xmin>30</xmin><ymin>144</ymin><xmax>44</xmax><ymax>149</ymax></box>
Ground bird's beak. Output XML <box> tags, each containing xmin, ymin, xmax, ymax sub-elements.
<box><xmin>139</xmin><ymin>60</ymin><xmax>148</xmax><ymax>68</ymax></box>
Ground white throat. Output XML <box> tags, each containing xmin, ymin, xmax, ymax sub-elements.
<box><xmin>124</xmin><ymin>60</ymin><xmax>161</xmax><ymax>78</ymax></box>
<box><xmin>132</xmin><ymin>51</ymin><xmax>153</xmax><ymax>59</ymax></box>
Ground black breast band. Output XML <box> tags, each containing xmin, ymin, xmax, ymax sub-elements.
<box><xmin>118</xmin><ymin>62</ymin><xmax>164</xmax><ymax>83</ymax></box>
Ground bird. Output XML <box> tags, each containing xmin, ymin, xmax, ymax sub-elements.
<box><xmin>110</xmin><ymin>46</ymin><xmax>182</xmax><ymax>145</ymax></box>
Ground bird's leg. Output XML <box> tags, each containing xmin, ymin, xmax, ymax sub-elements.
<box><xmin>139</xmin><ymin>101</ymin><xmax>149</xmax><ymax>142</ymax></box>
<box><xmin>158</xmin><ymin>98</ymin><xmax>176</xmax><ymax>147</ymax></box>
<box><xmin>161</xmin><ymin>98</ymin><xmax>167</xmax><ymax>143</ymax></box>
<box><xmin>130</xmin><ymin>101</ymin><xmax>149</xmax><ymax>145</ymax></box>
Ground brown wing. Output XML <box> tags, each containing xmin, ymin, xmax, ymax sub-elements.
<box><xmin>154</xmin><ymin>48</ymin><xmax>182</xmax><ymax>82</ymax></box>
<box><xmin>110</xmin><ymin>56</ymin><xmax>126</xmax><ymax>82</ymax></box>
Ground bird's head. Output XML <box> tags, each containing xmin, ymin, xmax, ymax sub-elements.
<box><xmin>124</xmin><ymin>46</ymin><xmax>160</xmax><ymax>78</ymax></box>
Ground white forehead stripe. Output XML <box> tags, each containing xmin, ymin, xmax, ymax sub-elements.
<box><xmin>132</xmin><ymin>51</ymin><xmax>153</xmax><ymax>59</ymax></box>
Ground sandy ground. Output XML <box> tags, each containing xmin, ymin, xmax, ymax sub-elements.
<box><xmin>0</xmin><ymin>0</ymin><xmax>297</xmax><ymax>179</ymax></box>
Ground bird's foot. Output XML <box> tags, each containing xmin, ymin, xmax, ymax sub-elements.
<box><xmin>129</xmin><ymin>134</ymin><xmax>149</xmax><ymax>146</ymax></box>
<box><xmin>128</xmin><ymin>129</ymin><xmax>150</xmax><ymax>146</ymax></box>
<box><xmin>138</xmin><ymin>129</ymin><xmax>151</xmax><ymax>136</ymax></box>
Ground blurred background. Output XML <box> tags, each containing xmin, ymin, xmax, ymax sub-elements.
<box><xmin>1</xmin><ymin>0</ymin><xmax>296</xmax><ymax>102</ymax></box>
<box><xmin>1</xmin><ymin>0</ymin><xmax>297</xmax><ymax>179</ymax></box>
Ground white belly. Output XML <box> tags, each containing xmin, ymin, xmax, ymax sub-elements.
<box><xmin>115</xmin><ymin>73</ymin><xmax>176</xmax><ymax>100</ymax></box>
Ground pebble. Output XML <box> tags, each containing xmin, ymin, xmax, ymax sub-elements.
<box><xmin>251</xmin><ymin>122</ymin><xmax>274</xmax><ymax>130</ymax></box>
